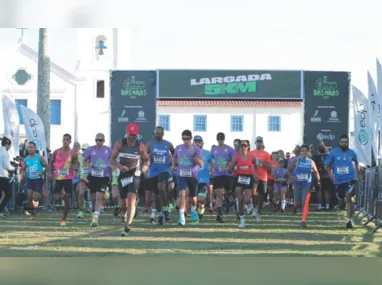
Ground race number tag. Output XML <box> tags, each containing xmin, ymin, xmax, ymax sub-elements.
<box><xmin>91</xmin><ymin>169</ymin><xmax>104</xmax><ymax>177</ymax></box>
<box><xmin>154</xmin><ymin>156</ymin><xmax>165</xmax><ymax>164</ymax></box>
<box><xmin>256</xmin><ymin>159</ymin><xmax>263</xmax><ymax>167</ymax></box>
<box><xmin>238</xmin><ymin>175</ymin><xmax>251</xmax><ymax>185</ymax></box>
<box><xmin>29</xmin><ymin>171</ymin><xmax>40</xmax><ymax>179</ymax></box>
<box><xmin>58</xmin><ymin>168</ymin><xmax>69</xmax><ymax>176</ymax></box>
<box><xmin>82</xmin><ymin>169</ymin><xmax>90</xmax><ymax>175</ymax></box>
<box><xmin>180</xmin><ymin>169</ymin><xmax>192</xmax><ymax>177</ymax></box>
<box><xmin>277</xmin><ymin>177</ymin><xmax>287</xmax><ymax>182</ymax></box>
<box><xmin>218</xmin><ymin>163</ymin><xmax>228</xmax><ymax>173</ymax></box>
<box><xmin>121</xmin><ymin>176</ymin><xmax>134</xmax><ymax>187</ymax></box>
<box><xmin>297</xmin><ymin>173</ymin><xmax>308</xmax><ymax>181</ymax></box>
<box><xmin>337</xmin><ymin>166</ymin><xmax>349</xmax><ymax>175</ymax></box>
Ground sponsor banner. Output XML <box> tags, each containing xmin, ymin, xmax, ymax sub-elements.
<box><xmin>352</xmin><ymin>86</ymin><xmax>372</xmax><ymax>166</ymax></box>
<box><xmin>303</xmin><ymin>71</ymin><xmax>350</xmax><ymax>149</ymax></box>
<box><xmin>2</xmin><ymin>94</ymin><xmax>20</xmax><ymax>157</ymax></box>
<box><xmin>158</xmin><ymin>70</ymin><xmax>302</xmax><ymax>100</ymax></box>
<box><xmin>20</xmin><ymin>105</ymin><xmax>48</xmax><ymax>162</ymax></box>
<box><xmin>376</xmin><ymin>59</ymin><xmax>382</xmax><ymax>158</ymax></box>
<box><xmin>110</xmin><ymin>71</ymin><xmax>157</xmax><ymax>145</ymax></box>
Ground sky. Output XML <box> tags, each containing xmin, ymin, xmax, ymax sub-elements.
<box><xmin>0</xmin><ymin>0</ymin><xmax>380</xmax><ymax>95</ymax></box>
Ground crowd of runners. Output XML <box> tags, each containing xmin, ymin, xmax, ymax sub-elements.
<box><xmin>0</xmin><ymin>123</ymin><xmax>362</xmax><ymax>236</ymax></box>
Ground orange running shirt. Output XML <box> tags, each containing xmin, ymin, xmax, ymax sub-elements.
<box><xmin>250</xmin><ymin>149</ymin><xmax>271</xmax><ymax>182</ymax></box>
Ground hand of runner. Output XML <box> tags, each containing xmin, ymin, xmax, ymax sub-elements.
<box><xmin>141</xmin><ymin>164</ymin><xmax>148</xmax><ymax>173</ymax></box>
<box><xmin>143</xmin><ymin>172</ymin><xmax>149</xmax><ymax>179</ymax></box>
<box><xmin>329</xmin><ymin>173</ymin><xmax>335</xmax><ymax>181</ymax></box>
<box><xmin>189</xmin><ymin>148</ymin><xmax>195</xmax><ymax>157</ymax></box>
<box><xmin>120</xmin><ymin>165</ymin><xmax>130</xmax><ymax>173</ymax></box>
<box><xmin>171</xmin><ymin>165</ymin><xmax>176</xmax><ymax>171</ymax></box>
<box><xmin>292</xmin><ymin>176</ymin><xmax>299</xmax><ymax>183</ymax></box>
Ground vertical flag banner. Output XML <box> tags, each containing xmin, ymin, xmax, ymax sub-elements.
<box><xmin>1</xmin><ymin>94</ymin><xmax>20</xmax><ymax>158</ymax></box>
<box><xmin>376</xmin><ymin>59</ymin><xmax>382</xmax><ymax>157</ymax></box>
<box><xmin>367</xmin><ymin>71</ymin><xmax>379</xmax><ymax>164</ymax></box>
<box><xmin>352</xmin><ymin>86</ymin><xmax>372</xmax><ymax>166</ymax></box>
<box><xmin>20</xmin><ymin>105</ymin><xmax>48</xmax><ymax>162</ymax></box>
<box><xmin>110</xmin><ymin>71</ymin><xmax>157</xmax><ymax>145</ymax></box>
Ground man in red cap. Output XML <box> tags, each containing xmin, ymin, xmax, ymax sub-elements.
<box><xmin>110</xmin><ymin>123</ymin><xmax>150</xmax><ymax>236</ymax></box>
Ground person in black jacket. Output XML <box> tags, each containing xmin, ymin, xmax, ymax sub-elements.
<box><xmin>312</xmin><ymin>144</ymin><xmax>332</xmax><ymax>210</ymax></box>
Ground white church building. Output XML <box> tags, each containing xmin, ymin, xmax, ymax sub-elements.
<box><xmin>0</xmin><ymin>28</ymin><xmax>306</xmax><ymax>152</ymax></box>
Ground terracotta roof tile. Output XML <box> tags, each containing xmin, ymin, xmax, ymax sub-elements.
<box><xmin>158</xmin><ymin>100</ymin><xmax>302</xmax><ymax>107</ymax></box>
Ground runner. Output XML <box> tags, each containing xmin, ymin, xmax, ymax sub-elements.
<box><xmin>208</xmin><ymin>145</ymin><xmax>217</xmax><ymax>213</ymax></box>
<box><xmin>288</xmin><ymin>144</ymin><xmax>320</xmax><ymax>228</ymax></box>
<box><xmin>74</xmin><ymin>143</ymin><xmax>89</xmax><ymax>217</ymax></box>
<box><xmin>273</xmin><ymin>158</ymin><xmax>288</xmax><ymax>212</ymax></box>
<box><xmin>250</xmin><ymin>136</ymin><xmax>271</xmax><ymax>222</ymax></box>
<box><xmin>193</xmin><ymin>135</ymin><xmax>213</xmax><ymax>220</ymax></box>
<box><xmin>84</xmin><ymin>133</ymin><xmax>113</xmax><ymax>227</ymax></box>
<box><xmin>231</xmin><ymin>139</ymin><xmax>257</xmax><ymax>228</ymax></box>
<box><xmin>324</xmin><ymin>134</ymin><xmax>361</xmax><ymax>229</ymax></box>
<box><xmin>171</xmin><ymin>130</ymin><xmax>203</xmax><ymax>226</ymax></box>
<box><xmin>267</xmin><ymin>152</ymin><xmax>279</xmax><ymax>209</ymax></box>
<box><xmin>146</xmin><ymin>126</ymin><xmax>175</xmax><ymax>225</ymax></box>
<box><xmin>111</xmin><ymin>165</ymin><xmax>121</xmax><ymax>217</ymax></box>
<box><xmin>0</xmin><ymin>137</ymin><xmax>14</xmax><ymax>218</ymax></box>
<box><xmin>312</xmin><ymin>144</ymin><xmax>332</xmax><ymax>210</ymax></box>
<box><xmin>22</xmin><ymin>141</ymin><xmax>48</xmax><ymax>221</ymax></box>
<box><xmin>167</xmin><ymin>168</ymin><xmax>176</xmax><ymax>213</ymax></box>
<box><xmin>110</xmin><ymin>123</ymin><xmax>150</xmax><ymax>236</ymax></box>
<box><xmin>211</xmin><ymin>132</ymin><xmax>236</xmax><ymax>223</ymax></box>
<box><xmin>286</xmin><ymin>146</ymin><xmax>301</xmax><ymax>207</ymax></box>
<box><xmin>49</xmin><ymin>134</ymin><xmax>79</xmax><ymax>226</ymax></box>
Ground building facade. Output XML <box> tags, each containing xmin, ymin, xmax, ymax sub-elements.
<box><xmin>157</xmin><ymin>100</ymin><xmax>303</xmax><ymax>152</ymax></box>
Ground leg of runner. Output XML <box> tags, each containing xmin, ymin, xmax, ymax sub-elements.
<box><xmin>76</xmin><ymin>181</ymin><xmax>87</xmax><ymax>218</ymax></box>
<box><xmin>61</xmin><ymin>180</ymin><xmax>73</xmax><ymax>225</ymax></box>
<box><xmin>293</xmin><ymin>187</ymin><xmax>302</xmax><ymax>217</ymax></box>
<box><xmin>90</xmin><ymin>179</ymin><xmax>109</xmax><ymax>227</ymax></box>
<box><xmin>197</xmin><ymin>184</ymin><xmax>208</xmax><ymax>220</ymax></box>
<box><xmin>300</xmin><ymin>187</ymin><xmax>311</xmax><ymax>228</ymax></box>
<box><xmin>120</xmin><ymin>176</ymin><xmax>141</xmax><ymax>236</ymax></box>
<box><xmin>321</xmin><ymin>178</ymin><xmax>332</xmax><ymax>210</ymax></box>
<box><xmin>157</xmin><ymin>173</ymin><xmax>170</xmax><ymax>224</ymax></box>
<box><xmin>208</xmin><ymin>181</ymin><xmax>214</xmax><ymax>212</ymax></box>
<box><xmin>280</xmin><ymin>187</ymin><xmax>287</xmax><ymax>213</ymax></box>
<box><xmin>235</xmin><ymin>186</ymin><xmax>245</xmax><ymax>228</ymax></box>
<box><xmin>167</xmin><ymin>179</ymin><xmax>175</xmax><ymax>213</ymax></box>
<box><xmin>144</xmin><ymin>190</ymin><xmax>151</xmax><ymax>212</ymax></box>
<box><xmin>189</xmin><ymin>183</ymin><xmax>199</xmax><ymax>224</ymax></box>
<box><xmin>112</xmin><ymin>184</ymin><xmax>120</xmax><ymax>217</ymax></box>
<box><xmin>273</xmin><ymin>184</ymin><xmax>281</xmax><ymax>212</ymax></box>
<box><xmin>177</xmin><ymin>187</ymin><xmax>187</xmax><ymax>226</ymax></box>
<box><xmin>255</xmin><ymin>181</ymin><xmax>266</xmax><ymax>221</ymax></box>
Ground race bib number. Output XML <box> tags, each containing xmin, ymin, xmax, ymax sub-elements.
<box><xmin>154</xmin><ymin>156</ymin><xmax>165</xmax><ymax>164</ymax></box>
<box><xmin>29</xmin><ymin>172</ymin><xmax>40</xmax><ymax>179</ymax></box>
<box><xmin>91</xmin><ymin>169</ymin><xmax>104</xmax><ymax>177</ymax></box>
<box><xmin>297</xmin><ymin>173</ymin><xmax>309</xmax><ymax>181</ymax></box>
<box><xmin>218</xmin><ymin>163</ymin><xmax>228</xmax><ymax>173</ymax></box>
<box><xmin>58</xmin><ymin>168</ymin><xmax>69</xmax><ymax>176</ymax></box>
<box><xmin>168</xmin><ymin>176</ymin><xmax>173</xmax><ymax>182</ymax></box>
<box><xmin>82</xmin><ymin>169</ymin><xmax>90</xmax><ymax>175</ymax></box>
<box><xmin>238</xmin><ymin>175</ymin><xmax>251</xmax><ymax>185</ymax></box>
<box><xmin>256</xmin><ymin>159</ymin><xmax>263</xmax><ymax>167</ymax></box>
<box><xmin>121</xmin><ymin>176</ymin><xmax>134</xmax><ymax>187</ymax></box>
<box><xmin>180</xmin><ymin>169</ymin><xmax>192</xmax><ymax>177</ymax></box>
<box><xmin>277</xmin><ymin>177</ymin><xmax>287</xmax><ymax>182</ymax></box>
<box><xmin>337</xmin><ymin>166</ymin><xmax>349</xmax><ymax>175</ymax></box>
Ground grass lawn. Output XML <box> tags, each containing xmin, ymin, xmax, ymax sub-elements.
<box><xmin>0</xmin><ymin>207</ymin><xmax>381</xmax><ymax>257</ymax></box>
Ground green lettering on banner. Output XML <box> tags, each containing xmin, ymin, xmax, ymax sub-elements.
<box><xmin>205</xmin><ymin>82</ymin><xmax>257</xmax><ymax>95</ymax></box>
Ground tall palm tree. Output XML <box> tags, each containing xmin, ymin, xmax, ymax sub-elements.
<box><xmin>37</xmin><ymin>28</ymin><xmax>51</xmax><ymax>149</ymax></box>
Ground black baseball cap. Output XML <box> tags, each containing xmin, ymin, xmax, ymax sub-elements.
<box><xmin>216</xmin><ymin>132</ymin><xmax>225</xmax><ymax>140</ymax></box>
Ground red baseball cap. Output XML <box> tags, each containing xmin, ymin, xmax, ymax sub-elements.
<box><xmin>126</xmin><ymin>123</ymin><xmax>139</xmax><ymax>135</ymax></box>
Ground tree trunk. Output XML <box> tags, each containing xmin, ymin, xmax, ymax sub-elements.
<box><xmin>37</xmin><ymin>28</ymin><xmax>52</xmax><ymax>210</ymax></box>
<box><xmin>37</xmin><ymin>28</ymin><xmax>51</xmax><ymax>149</ymax></box>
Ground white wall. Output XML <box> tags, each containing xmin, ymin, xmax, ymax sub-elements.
<box><xmin>157</xmin><ymin>105</ymin><xmax>303</xmax><ymax>153</ymax></box>
<box><xmin>0</xmin><ymin>48</ymin><xmax>76</xmax><ymax>151</ymax></box>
